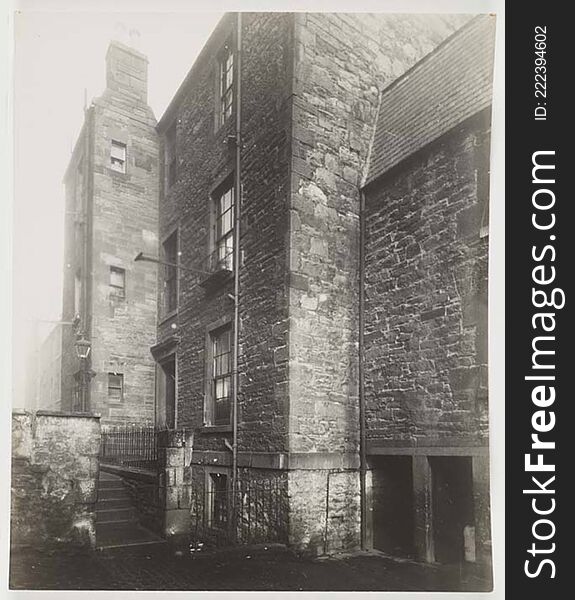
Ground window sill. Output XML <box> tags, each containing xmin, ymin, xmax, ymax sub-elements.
<box><xmin>198</xmin><ymin>424</ymin><xmax>232</xmax><ymax>434</ymax></box>
<box><xmin>107</xmin><ymin>167</ymin><xmax>127</xmax><ymax>177</ymax></box>
<box><xmin>199</xmin><ymin>268</ymin><xmax>233</xmax><ymax>291</ymax></box>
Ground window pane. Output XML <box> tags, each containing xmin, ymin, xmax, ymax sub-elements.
<box><xmin>213</xmin><ymin>355</ymin><xmax>222</xmax><ymax>377</ymax></box>
<box><xmin>225</xmin><ymin>53</ymin><xmax>233</xmax><ymax>80</ymax></box>
<box><xmin>166</xmin><ymin>124</ymin><xmax>177</xmax><ymax>188</ymax></box>
<box><xmin>214</xmin><ymin>395</ymin><xmax>231</xmax><ymax>425</ymax></box>
<box><xmin>214</xmin><ymin>328</ymin><xmax>230</xmax><ymax>355</ymax></box>
<box><xmin>221</xmin><ymin>209</ymin><xmax>232</xmax><ymax>235</ymax></box>
<box><xmin>210</xmin><ymin>326</ymin><xmax>232</xmax><ymax>424</ymax></box>
<box><xmin>219</xmin><ymin>43</ymin><xmax>234</xmax><ymax>125</ymax></box>
<box><xmin>214</xmin><ymin>187</ymin><xmax>234</xmax><ymax>271</ymax></box>
<box><xmin>210</xmin><ymin>473</ymin><xmax>228</xmax><ymax>527</ymax></box>
<box><xmin>163</xmin><ymin>232</ymin><xmax>178</xmax><ymax>312</ymax></box>
<box><xmin>222</xmin><ymin>189</ymin><xmax>232</xmax><ymax>212</ymax></box>
<box><xmin>109</xmin><ymin>388</ymin><xmax>122</xmax><ymax>401</ymax></box>
<box><xmin>222</xmin><ymin>90</ymin><xmax>233</xmax><ymax>120</ymax></box>
<box><xmin>108</xmin><ymin>373</ymin><xmax>123</xmax><ymax>402</ymax></box>
<box><xmin>217</xmin><ymin>240</ymin><xmax>229</xmax><ymax>265</ymax></box>
<box><xmin>111</xmin><ymin>141</ymin><xmax>126</xmax><ymax>160</ymax></box>
<box><xmin>110</xmin><ymin>268</ymin><xmax>124</xmax><ymax>287</ymax></box>
<box><xmin>215</xmin><ymin>378</ymin><xmax>229</xmax><ymax>400</ymax></box>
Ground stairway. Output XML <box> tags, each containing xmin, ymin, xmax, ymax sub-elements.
<box><xmin>96</xmin><ymin>471</ymin><xmax>166</xmax><ymax>550</ymax></box>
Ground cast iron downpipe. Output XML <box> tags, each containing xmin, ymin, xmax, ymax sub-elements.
<box><xmin>231</xmin><ymin>12</ymin><xmax>243</xmax><ymax>540</ymax></box>
<box><xmin>359</xmin><ymin>188</ymin><xmax>367</xmax><ymax>550</ymax></box>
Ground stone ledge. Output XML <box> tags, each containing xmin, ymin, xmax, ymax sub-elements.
<box><xmin>367</xmin><ymin>444</ymin><xmax>489</xmax><ymax>456</ymax></box>
<box><xmin>190</xmin><ymin>450</ymin><xmax>360</xmax><ymax>471</ymax></box>
<box><xmin>37</xmin><ymin>410</ymin><xmax>100</xmax><ymax>419</ymax></box>
<box><xmin>13</xmin><ymin>409</ymin><xmax>101</xmax><ymax>420</ymax></box>
<box><xmin>100</xmin><ymin>463</ymin><xmax>157</xmax><ymax>483</ymax></box>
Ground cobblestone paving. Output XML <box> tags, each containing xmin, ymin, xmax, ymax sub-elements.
<box><xmin>9</xmin><ymin>544</ymin><xmax>492</xmax><ymax>592</ymax></box>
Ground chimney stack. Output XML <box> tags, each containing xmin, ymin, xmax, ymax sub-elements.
<box><xmin>106</xmin><ymin>39</ymin><xmax>148</xmax><ymax>104</ymax></box>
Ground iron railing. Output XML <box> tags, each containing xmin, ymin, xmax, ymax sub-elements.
<box><xmin>204</xmin><ymin>245</ymin><xmax>234</xmax><ymax>275</ymax></box>
<box><xmin>100</xmin><ymin>424</ymin><xmax>158</xmax><ymax>472</ymax></box>
<box><xmin>190</xmin><ymin>477</ymin><xmax>289</xmax><ymax>550</ymax></box>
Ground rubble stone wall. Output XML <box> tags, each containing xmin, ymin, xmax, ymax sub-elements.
<box><xmin>10</xmin><ymin>410</ymin><xmax>101</xmax><ymax>548</ymax></box>
<box><xmin>363</xmin><ymin>113</ymin><xmax>491</xmax><ymax>444</ymax></box>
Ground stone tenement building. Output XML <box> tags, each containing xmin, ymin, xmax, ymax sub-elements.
<box><xmin>145</xmin><ymin>11</ymin><xmax>495</xmax><ymax>566</ymax></box>
<box><xmin>59</xmin><ymin>40</ymin><xmax>159</xmax><ymax>423</ymax></box>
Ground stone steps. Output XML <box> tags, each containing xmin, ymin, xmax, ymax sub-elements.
<box><xmin>95</xmin><ymin>471</ymin><xmax>165</xmax><ymax>550</ymax></box>
<box><xmin>96</xmin><ymin>506</ymin><xmax>136</xmax><ymax>523</ymax></box>
<box><xmin>98</xmin><ymin>487</ymin><xmax>131</xmax><ymax>501</ymax></box>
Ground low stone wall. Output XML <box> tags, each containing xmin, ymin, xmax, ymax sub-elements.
<box><xmin>11</xmin><ymin>410</ymin><xmax>101</xmax><ymax>548</ymax></box>
<box><xmin>288</xmin><ymin>469</ymin><xmax>360</xmax><ymax>555</ymax></box>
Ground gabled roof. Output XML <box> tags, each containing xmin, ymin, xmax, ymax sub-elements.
<box><xmin>156</xmin><ymin>14</ymin><xmax>232</xmax><ymax>133</ymax></box>
<box><xmin>364</xmin><ymin>14</ymin><xmax>496</xmax><ymax>186</ymax></box>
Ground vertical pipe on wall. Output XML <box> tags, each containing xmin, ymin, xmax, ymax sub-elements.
<box><xmin>231</xmin><ymin>11</ymin><xmax>243</xmax><ymax>540</ymax></box>
<box><xmin>359</xmin><ymin>188</ymin><xmax>367</xmax><ymax>550</ymax></box>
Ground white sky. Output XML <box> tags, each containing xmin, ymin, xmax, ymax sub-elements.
<box><xmin>12</xmin><ymin>10</ymin><xmax>223</xmax><ymax>405</ymax></box>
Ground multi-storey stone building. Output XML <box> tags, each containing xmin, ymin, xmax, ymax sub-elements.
<box><xmin>145</xmin><ymin>11</ymin><xmax>494</xmax><ymax>569</ymax></box>
<box><xmin>43</xmin><ymin>11</ymin><xmax>495</xmax><ymax>571</ymax></box>
<box><xmin>60</xmin><ymin>40</ymin><xmax>159</xmax><ymax>423</ymax></box>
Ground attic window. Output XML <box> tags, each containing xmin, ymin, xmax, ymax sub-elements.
<box><xmin>217</xmin><ymin>40</ymin><xmax>234</xmax><ymax>127</ymax></box>
<box><xmin>110</xmin><ymin>140</ymin><xmax>127</xmax><ymax>173</ymax></box>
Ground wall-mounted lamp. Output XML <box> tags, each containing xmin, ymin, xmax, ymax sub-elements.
<box><xmin>75</xmin><ymin>336</ymin><xmax>91</xmax><ymax>359</ymax></box>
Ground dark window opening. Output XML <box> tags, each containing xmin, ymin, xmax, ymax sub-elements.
<box><xmin>208</xmin><ymin>472</ymin><xmax>229</xmax><ymax>529</ymax></box>
<box><xmin>218</xmin><ymin>40</ymin><xmax>234</xmax><ymax>127</ymax></box>
<box><xmin>165</xmin><ymin>123</ymin><xmax>177</xmax><ymax>189</ymax></box>
<box><xmin>74</xmin><ymin>269</ymin><xmax>82</xmax><ymax>316</ymax></box>
<box><xmin>430</xmin><ymin>456</ymin><xmax>475</xmax><ymax>564</ymax></box>
<box><xmin>109</xmin><ymin>266</ymin><xmax>126</xmax><ymax>299</ymax></box>
<box><xmin>160</xmin><ymin>357</ymin><xmax>176</xmax><ymax>429</ymax></box>
<box><xmin>371</xmin><ymin>456</ymin><xmax>415</xmax><ymax>558</ymax></box>
<box><xmin>110</xmin><ymin>140</ymin><xmax>127</xmax><ymax>173</ymax></box>
<box><xmin>162</xmin><ymin>231</ymin><xmax>178</xmax><ymax>314</ymax></box>
<box><xmin>108</xmin><ymin>373</ymin><xmax>124</xmax><ymax>403</ymax></box>
<box><xmin>209</xmin><ymin>325</ymin><xmax>232</xmax><ymax>425</ymax></box>
<box><xmin>212</xmin><ymin>185</ymin><xmax>234</xmax><ymax>272</ymax></box>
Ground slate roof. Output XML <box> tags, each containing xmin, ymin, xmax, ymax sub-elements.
<box><xmin>364</xmin><ymin>14</ymin><xmax>496</xmax><ymax>186</ymax></box>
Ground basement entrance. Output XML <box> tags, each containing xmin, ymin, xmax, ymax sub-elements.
<box><xmin>370</xmin><ymin>456</ymin><xmax>414</xmax><ymax>557</ymax></box>
<box><xmin>429</xmin><ymin>456</ymin><xmax>475</xmax><ymax>564</ymax></box>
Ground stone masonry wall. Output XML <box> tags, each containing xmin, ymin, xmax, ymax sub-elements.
<box><xmin>288</xmin><ymin>13</ymin><xmax>469</xmax><ymax>454</ymax></box>
<box><xmin>288</xmin><ymin>469</ymin><xmax>360</xmax><ymax>555</ymax></box>
<box><xmin>287</xmin><ymin>13</ymin><xmax>469</xmax><ymax>552</ymax></box>
<box><xmin>363</xmin><ymin>114</ymin><xmax>491</xmax><ymax>444</ymax></box>
<box><xmin>89</xmin><ymin>43</ymin><xmax>159</xmax><ymax>424</ymax></box>
<box><xmin>11</xmin><ymin>410</ymin><xmax>100</xmax><ymax>548</ymax></box>
<box><xmin>157</xmin><ymin>13</ymin><xmax>293</xmax><ymax>458</ymax></box>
